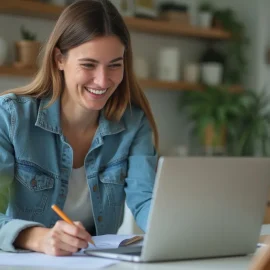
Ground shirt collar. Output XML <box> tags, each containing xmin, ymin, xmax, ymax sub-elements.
<box><xmin>35</xmin><ymin>96</ymin><xmax>62</xmax><ymax>134</ymax></box>
<box><xmin>35</xmin><ymin>96</ymin><xmax>125</xmax><ymax>136</ymax></box>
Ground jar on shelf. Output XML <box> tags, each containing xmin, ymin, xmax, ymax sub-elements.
<box><xmin>157</xmin><ymin>47</ymin><xmax>181</xmax><ymax>81</ymax></box>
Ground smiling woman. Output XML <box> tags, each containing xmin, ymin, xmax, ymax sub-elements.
<box><xmin>0</xmin><ymin>0</ymin><xmax>159</xmax><ymax>257</ymax></box>
<box><xmin>56</xmin><ymin>35</ymin><xmax>125</xmax><ymax>113</ymax></box>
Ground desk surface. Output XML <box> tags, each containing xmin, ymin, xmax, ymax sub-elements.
<box><xmin>2</xmin><ymin>223</ymin><xmax>269</xmax><ymax>270</ymax></box>
<box><xmin>0</xmin><ymin>255</ymin><xmax>252</xmax><ymax>270</ymax></box>
<box><xmin>108</xmin><ymin>256</ymin><xmax>252</xmax><ymax>270</ymax></box>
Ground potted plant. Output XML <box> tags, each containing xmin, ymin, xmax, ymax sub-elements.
<box><xmin>159</xmin><ymin>2</ymin><xmax>190</xmax><ymax>25</ymax></box>
<box><xmin>212</xmin><ymin>8</ymin><xmax>249</xmax><ymax>85</ymax></box>
<box><xmin>198</xmin><ymin>1</ymin><xmax>213</xmax><ymax>28</ymax></box>
<box><xmin>179</xmin><ymin>85</ymin><xmax>242</xmax><ymax>155</ymax></box>
<box><xmin>180</xmin><ymin>85</ymin><xmax>270</xmax><ymax>157</ymax></box>
<box><xmin>14</xmin><ymin>26</ymin><xmax>41</xmax><ymax>69</ymax></box>
<box><xmin>200</xmin><ymin>45</ymin><xmax>225</xmax><ymax>85</ymax></box>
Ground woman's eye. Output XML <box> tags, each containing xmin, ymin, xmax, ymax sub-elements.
<box><xmin>81</xmin><ymin>64</ymin><xmax>95</xmax><ymax>69</ymax></box>
<box><xmin>109</xmin><ymin>64</ymin><xmax>122</xmax><ymax>69</ymax></box>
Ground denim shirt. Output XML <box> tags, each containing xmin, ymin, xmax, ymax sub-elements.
<box><xmin>0</xmin><ymin>93</ymin><xmax>157</xmax><ymax>252</ymax></box>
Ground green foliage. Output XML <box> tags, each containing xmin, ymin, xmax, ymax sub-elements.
<box><xmin>20</xmin><ymin>26</ymin><xmax>37</xmax><ymax>41</ymax></box>
<box><xmin>227</xmin><ymin>88</ymin><xmax>270</xmax><ymax>156</ymax></box>
<box><xmin>213</xmin><ymin>8</ymin><xmax>249</xmax><ymax>84</ymax></box>
<box><xmin>179</xmin><ymin>86</ymin><xmax>242</xmax><ymax>147</ymax></box>
<box><xmin>179</xmin><ymin>87</ymin><xmax>270</xmax><ymax>156</ymax></box>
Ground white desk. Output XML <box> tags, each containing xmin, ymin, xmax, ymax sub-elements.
<box><xmin>2</xmin><ymin>223</ymin><xmax>270</xmax><ymax>270</ymax></box>
<box><xmin>0</xmin><ymin>255</ymin><xmax>253</xmax><ymax>270</ymax></box>
<box><xmin>109</xmin><ymin>256</ymin><xmax>252</xmax><ymax>270</ymax></box>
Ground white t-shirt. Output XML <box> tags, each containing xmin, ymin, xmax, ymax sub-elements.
<box><xmin>63</xmin><ymin>167</ymin><xmax>94</xmax><ymax>230</ymax></box>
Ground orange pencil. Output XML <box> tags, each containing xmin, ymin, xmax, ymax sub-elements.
<box><xmin>51</xmin><ymin>204</ymin><xmax>95</xmax><ymax>246</ymax></box>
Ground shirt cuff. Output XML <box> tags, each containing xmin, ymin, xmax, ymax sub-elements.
<box><xmin>0</xmin><ymin>219</ymin><xmax>45</xmax><ymax>252</ymax></box>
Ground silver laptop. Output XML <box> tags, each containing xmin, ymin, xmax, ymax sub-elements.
<box><xmin>85</xmin><ymin>157</ymin><xmax>270</xmax><ymax>262</ymax></box>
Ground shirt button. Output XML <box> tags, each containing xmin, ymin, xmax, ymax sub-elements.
<box><xmin>120</xmin><ymin>173</ymin><xmax>126</xmax><ymax>182</ymax></box>
<box><xmin>31</xmin><ymin>178</ymin><xmax>37</xmax><ymax>188</ymax></box>
<box><xmin>98</xmin><ymin>216</ymin><xmax>103</xmax><ymax>222</ymax></box>
<box><xmin>93</xmin><ymin>185</ymin><xmax>98</xmax><ymax>192</ymax></box>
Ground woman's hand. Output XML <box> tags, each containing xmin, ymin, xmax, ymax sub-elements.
<box><xmin>15</xmin><ymin>221</ymin><xmax>92</xmax><ymax>256</ymax></box>
<box><xmin>249</xmin><ymin>237</ymin><xmax>270</xmax><ymax>270</ymax></box>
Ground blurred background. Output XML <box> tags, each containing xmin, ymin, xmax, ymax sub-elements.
<box><xmin>0</xmin><ymin>0</ymin><xmax>269</xmax><ymax>233</ymax></box>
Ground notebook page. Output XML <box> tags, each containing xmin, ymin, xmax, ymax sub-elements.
<box><xmin>86</xmin><ymin>234</ymin><xmax>144</xmax><ymax>250</ymax></box>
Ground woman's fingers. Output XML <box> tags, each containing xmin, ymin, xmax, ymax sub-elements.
<box><xmin>59</xmin><ymin>230</ymin><xmax>88</xmax><ymax>249</ymax></box>
<box><xmin>55</xmin><ymin>220</ymin><xmax>92</xmax><ymax>242</ymax></box>
<box><xmin>74</xmin><ymin>221</ymin><xmax>86</xmax><ymax>230</ymax></box>
<box><xmin>41</xmin><ymin>220</ymin><xmax>90</xmax><ymax>256</ymax></box>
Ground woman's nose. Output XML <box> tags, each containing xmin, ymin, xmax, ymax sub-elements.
<box><xmin>93</xmin><ymin>67</ymin><xmax>110</xmax><ymax>88</ymax></box>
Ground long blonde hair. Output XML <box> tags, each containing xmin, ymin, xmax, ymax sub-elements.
<box><xmin>2</xmin><ymin>0</ymin><xmax>159</xmax><ymax>149</ymax></box>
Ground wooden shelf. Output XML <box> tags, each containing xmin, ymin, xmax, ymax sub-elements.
<box><xmin>0</xmin><ymin>65</ymin><xmax>37</xmax><ymax>77</ymax></box>
<box><xmin>125</xmin><ymin>17</ymin><xmax>231</xmax><ymax>40</ymax></box>
<box><xmin>0</xmin><ymin>0</ymin><xmax>64</xmax><ymax>20</ymax></box>
<box><xmin>139</xmin><ymin>78</ymin><xmax>199</xmax><ymax>91</ymax></box>
<box><xmin>0</xmin><ymin>1</ymin><xmax>231</xmax><ymax>40</ymax></box>
<box><xmin>0</xmin><ymin>66</ymin><xmax>242</xmax><ymax>92</ymax></box>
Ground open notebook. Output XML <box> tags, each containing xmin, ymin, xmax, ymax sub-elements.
<box><xmin>84</xmin><ymin>234</ymin><xmax>144</xmax><ymax>250</ymax></box>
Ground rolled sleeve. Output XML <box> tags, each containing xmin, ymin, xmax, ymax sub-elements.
<box><xmin>125</xmin><ymin>114</ymin><xmax>158</xmax><ymax>232</ymax></box>
<box><xmin>0</xmin><ymin>97</ymin><xmax>44</xmax><ymax>252</ymax></box>
<box><xmin>0</xmin><ymin>219</ymin><xmax>45</xmax><ymax>252</ymax></box>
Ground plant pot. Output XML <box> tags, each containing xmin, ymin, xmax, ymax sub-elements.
<box><xmin>160</xmin><ymin>11</ymin><xmax>190</xmax><ymax>25</ymax></box>
<box><xmin>204</xmin><ymin>124</ymin><xmax>226</xmax><ymax>147</ymax></box>
<box><xmin>157</xmin><ymin>47</ymin><xmax>181</xmax><ymax>81</ymax></box>
<box><xmin>184</xmin><ymin>63</ymin><xmax>200</xmax><ymax>83</ymax></box>
<box><xmin>212</xmin><ymin>17</ymin><xmax>224</xmax><ymax>29</ymax></box>
<box><xmin>204</xmin><ymin>124</ymin><xmax>226</xmax><ymax>156</ymax></box>
<box><xmin>201</xmin><ymin>62</ymin><xmax>223</xmax><ymax>85</ymax></box>
<box><xmin>199</xmin><ymin>12</ymin><xmax>213</xmax><ymax>28</ymax></box>
<box><xmin>14</xmin><ymin>40</ymin><xmax>41</xmax><ymax>69</ymax></box>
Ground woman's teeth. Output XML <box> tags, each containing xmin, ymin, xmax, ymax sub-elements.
<box><xmin>85</xmin><ymin>87</ymin><xmax>107</xmax><ymax>95</ymax></box>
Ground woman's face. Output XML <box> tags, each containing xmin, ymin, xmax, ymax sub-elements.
<box><xmin>57</xmin><ymin>35</ymin><xmax>125</xmax><ymax>112</ymax></box>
